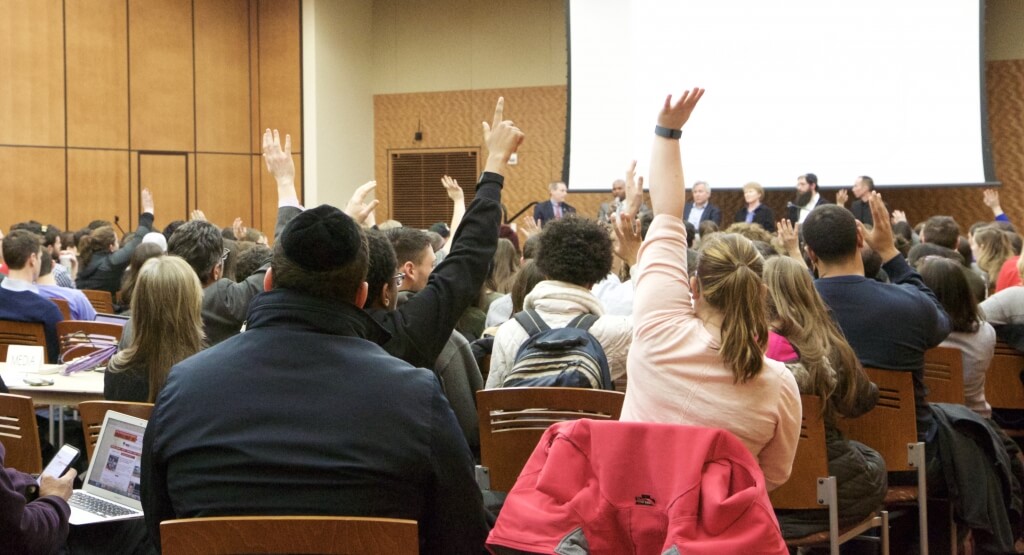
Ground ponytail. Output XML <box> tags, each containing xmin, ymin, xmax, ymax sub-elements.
<box><xmin>696</xmin><ymin>233</ymin><xmax>768</xmax><ymax>383</ymax></box>
<box><xmin>79</xmin><ymin>226</ymin><xmax>116</xmax><ymax>270</ymax></box>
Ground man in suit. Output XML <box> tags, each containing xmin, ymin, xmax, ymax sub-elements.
<box><xmin>598</xmin><ymin>179</ymin><xmax>651</xmax><ymax>225</ymax></box>
<box><xmin>787</xmin><ymin>172</ymin><xmax>830</xmax><ymax>224</ymax></box>
<box><xmin>533</xmin><ymin>181</ymin><xmax>576</xmax><ymax>226</ymax></box>
<box><xmin>683</xmin><ymin>181</ymin><xmax>721</xmax><ymax>228</ymax></box>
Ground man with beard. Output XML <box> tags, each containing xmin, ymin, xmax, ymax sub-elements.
<box><xmin>787</xmin><ymin>173</ymin><xmax>829</xmax><ymax>224</ymax></box>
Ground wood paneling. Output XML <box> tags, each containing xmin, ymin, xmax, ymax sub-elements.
<box><xmin>139</xmin><ymin>153</ymin><xmax>189</xmax><ymax>224</ymax></box>
<box><xmin>0</xmin><ymin>0</ymin><xmax>65</xmax><ymax>146</ymax></box>
<box><xmin>195</xmin><ymin>0</ymin><xmax>251</xmax><ymax>154</ymax></box>
<box><xmin>196</xmin><ymin>154</ymin><xmax>253</xmax><ymax>227</ymax></box>
<box><xmin>67</xmin><ymin>150</ymin><xmax>131</xmax><ymax>230</ymax></box>
<box><xmin>128</xmin><ymin>0</ymin><xmax>194</xmax><ymax>152</ymax></box>
<box><xmin>0</xmin><ymin>147</ymin><xmax>66</xmax><ymax>228</ymax></box>
<box><xmin>258</xmin><ymin>0</ymin><xmax>302</xmax><ymax>153</ymax></box>
<box><xmin>65</xmin><ymin>0</ymin><xmax>129</xmax><ymax>148</ymax></box>
<box><xmin>257</xmin><ymin>153</ymin><xmax>301</xmax><ymax>239</ymax></box>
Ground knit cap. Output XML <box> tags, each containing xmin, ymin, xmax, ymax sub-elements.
<box><xmin>279</xmin><ymin>205</ymin><xmax>362</xmax><ymax>271</ymax></box>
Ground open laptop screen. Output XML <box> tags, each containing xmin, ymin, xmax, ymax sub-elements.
<box><xmin>86</xmin><ymin>413</ymin><xmax>146</xmax><ymax>502</ymax></box>
<box><xmin>94</xmin><ymin>313</ymin><xmax>129</xmax><ymax>326</ymax></box>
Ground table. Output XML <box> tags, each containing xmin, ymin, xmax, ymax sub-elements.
<box><xmin>0</xmin><ymin>363</ymin><xmax>105</xmax><ymax>444</ymax></box>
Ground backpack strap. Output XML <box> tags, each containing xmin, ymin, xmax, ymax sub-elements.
<box><xmin>566</xmin><ymin>313</ymin><xmax>599</xmax><ymax>332</ymax></box>
<box><xmin>514</xmin><ymin>309</ymin><xmax>551</xmax><ymax>337</ymax></box>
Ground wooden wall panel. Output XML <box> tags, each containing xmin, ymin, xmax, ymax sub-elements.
<box><xmin>139</xmin><ymin>154</ymin><xmax>189</xmax><ymax>224</ymax></box>
<box><xmin>65</xmin><ymin>0</ymin><xmax>129</xmax><ymax>148</ymax></box>
<box><xmin>67</xmin><ymin>150</ymin><xmax>130</xmax><ymax>230</ymax></box>
<box><xmin>128</xmin><ymin>0</ymin><xmax>195</xmax><ymax>152</ymax></box>
<box><xmin>258</xmin><ymin>0</ymin><xmax>302</xmax><ymax>153</ymax></box>
<box><xmin>196</xmin><ymin>154</ymin><xmax>253</xmax><ymax>226</ymax></box>
<box><xmin>0</xmin><ymin>0</ymin><xmax>65</xmax><ymax>146</ymax></box>
<box><xmin>0</xmin><ymin>147</ymin><xmax>66</xmax><ymax>228</ymax></box>
<box><xmin>257</xmin><ymin>153</ymin><xmax>301</xmax><ymax>239</ymax></box>
<box><xmin>195</xmin><ymin>0</ymin><xmax>251</xmax><ymax>154</ymax></box>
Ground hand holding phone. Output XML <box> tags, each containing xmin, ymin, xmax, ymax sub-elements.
<box><xmin>38</xmin><ymin>444</ymin><xmax>80</xmax><ymax>486</ymax></box>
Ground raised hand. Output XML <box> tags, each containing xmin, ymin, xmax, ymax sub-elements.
<box><xmin>836</xmin><ymin>189</ymin><xmax>849</xmax><ymax>206</ymax></box>
<box><xmin>613</xmin><ymin>212</ymin><xmax>643</xmax><ymax>266</ymax></box>
<box><xmin>891</xmin><ymin>210</ymin><xmax>908</xmax><ymax>225</ymax></box>
<box><xmin>344</xmin><ymin>181</ymin><xmax>380</xmax><ymax>226</ymax></box>
<box><xmin>983</xmin><ymin>188</ymin><xmax>1005</xmax><ymax>218</ymax></box>
<box><xmin>262</xmin><ymin>128</ymin><xmax>295</xmax><ymax>184</ymax></box>
<box><xmin>624</xmin><ymin>160</ymin><xmax>645</xmax><ymax>218</ymax></box>
<box><xmin>232</xmin><ymin>217</ymin><xmax>247</xmax><ymax>240</ymax></box>
<box><xmin>441</xmin><ymin>175</ymin><xmax>464</xmax><ymax>203</ymax></box>
<box><xmin>141</xmin><ymin>188</ymin><xmax>154</xmax><ymax>215</ymax></box>
<box><xmin>190</xmin><ymin>209</ymin><xmax>206</xmax><ymax>222</ymax></box>
<box><xmin>482</xmin><ymin>97</ymin><xmax>525</xmax><ymax>174</ymax></box>
<box><xmin>857</xmin><ymin>192</ymin><xmax>899</xmax><ymax>262</ymax></box>
<box><xmin>657</xmin><ymin>88</ymin><xmax>705</xmax><ymax>131</ymax></box>
<box><xmin>520</xmin><ymin>216</ymin><xmax>542</xmax><ymax>238</ymax></box>
<box><xmin>776</xmin><ymin>219</ymin><xmax>806</xmax><ymax>267</ymax></box>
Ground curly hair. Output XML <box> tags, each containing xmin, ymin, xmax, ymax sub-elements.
<box><xmin>535</xmin><ymin>217</ymin><xmax>612</xmax><ymax>286</ymax></box>
<box><xmin>364</xmin><ymin>229</ymin><xmax>398</xmax><ymax>308</ymax></box>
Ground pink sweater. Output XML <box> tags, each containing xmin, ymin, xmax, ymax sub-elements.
<box><xmin>620</xmin><ymin>215</ymin><xmax>802</xmax><ymax>491</ymax></box>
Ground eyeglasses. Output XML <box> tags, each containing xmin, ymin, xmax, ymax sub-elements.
<box><xmin>393</xmin><ymin>272</ymin><xmax>406</xmax><ymax>287</ymax></box>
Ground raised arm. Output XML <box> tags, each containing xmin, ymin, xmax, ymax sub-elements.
<box><xmin>110</xmin><ymin>188</ymin><xmax>155</xmax><ymax>267</ymax></box>
<box><xmin>262</xmin><ymin>128</ymin><xmax>303</xmax><ymax>240</ymax></box>
<box><xmin>984</xmin><ymin>188</ymin><xmax>1011</xmax><ymax>223</ymax></box>
<box><xmin>649</xmin><ymin>89</ymin><xmax>704</xmax><ymax>217</ymax></box>
<box><xmin>440</xmin><ymin>175</ymin><xmax>465</xmax><ymax>255</ymax></box>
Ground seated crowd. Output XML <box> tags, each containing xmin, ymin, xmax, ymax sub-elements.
<box><xmin>3</xmin><ymin>91</ymin><xmax>1024</xmax><ymax>554</ymax></box>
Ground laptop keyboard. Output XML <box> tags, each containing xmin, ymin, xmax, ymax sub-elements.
<box><xmin>69</xmin><ymin>491</ymin><xmax>136</xmax><ymax>518</ymax></box>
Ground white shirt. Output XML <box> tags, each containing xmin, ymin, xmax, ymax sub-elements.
<box><xmin>1</xmin><ymin>277</ymin><xmax>39</xmax><ymax>294</ymax></box>
<box><xmin>797</xmin><ymin>192</ymin><xmax>820</xmax><ymax>224</ymax></box>
<box><xmin>686</xmin><ymin>204</ymin><xmax>706</xmax><ymax>229</ymax></box>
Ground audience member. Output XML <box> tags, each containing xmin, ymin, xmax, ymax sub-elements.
<box><xmin>233</xmin><ymin>244</ymin><xmax>272</xmax><ymax>282</ymax></box>
<box><xmin>788</xmin><ymin>173</ymin><xmax>830</xmax><ymax>224</ymax></box>
<box><xmin>77</xmin><ymin>190</ymin><xmax>155</xmax><ymax>294</ymax></box>
<box><xmin>161</xmin><ymin>220</ymin><xmax>184</xmax><ymax>242</ymax></box>
<box><xmin>835</xmin><ymin>175</ymin><xmax>876</xmax><ymax>225</ymax></box>
<box><xmin>733</xmin><ymin>181</ymin><xmax>776</xmax><ymax>233</ymax></box>
<box><xmin>763</xmin><ymin>256</ymin><xmax>886</xmax><ymax>536</ymax></box>
<box><xmin>0</xmin><ymin>230</ymin><xmax>63</xmax><ymax>362</ymax></box>
<box><xmin>140</xmin><ymin>231</ymin><xmax>167</xmax><ymax>253</ymax></box>
<box><xmin>0</xmin><ymin>442</ymin><xmax>76</xmax><ymax>555</ymax></box>
<box><xmin>972</xmin><ymin>226</ymin><xmax>1015</xmax><ymax>294</ymax></box>
<box><xmin>458</xmin><ymin>238</ymin><xmax>518</xmax><ymax>339</ymax></box>
<box><xmin>141</xmin><ymin>204</ymin><xmax>489</xmax><ymax>554</ymax></box>
<box><xmin>532</xmin><ymin>181</ymin><xmax>575</xmax><ymax>226</ymax></box>
<box><xmin>683</xmin><ymin>180</ymin><xmax>721</xmax><ymax>228</ymax></box>
<box><xmin>598</xmin><ymin>177</ymin><xmax>651</xmax><ymax>225</ymax></box>
<box><xmin>36</xmin><ymin>253</ymin><xmax>96</xmax><ymax>321</ymax></box>
<box><xmin>117</xmin><ymin>242</ymin><xmax>165</xmax><ymax>314</ymax></box>
<box><xmin>486</xmin><ymin>216</ymin><xmax>632</xmax><ymax>388</ymax></box>
<box><xmin>11</xmin><ymin>222</ymin><xmax>76</xmax><ymax>289</ymax></box>
<box><xmin>619</xmin><ymin>89</ymin><xmax>800</xmax><ymax>491</ymax></box>
<box><xmin>919</xmin><ymin>257</ymin><xmax>994</xmax><ymax>418</ymax></box>
<box><xmin>908</xmin><ymin>215</ymin><xmax>987</xmax><ymax>301</ymax></box>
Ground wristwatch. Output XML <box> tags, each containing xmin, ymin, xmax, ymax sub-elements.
<box><xmin>654</xmin><ymin>125</ymin><xmax>682</xmax><ymax>139</ymax></box>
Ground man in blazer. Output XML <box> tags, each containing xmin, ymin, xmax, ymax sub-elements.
<box><xmin>534</xmin><ymin>181</ymin><xmax>576</xmax><ymax>226</ymax></box>
<box><xmin>682</xmin><ymin>181</ymin><xmax>721</xmax><ymax>227</ymax></box>
<box><xmin>787</xmin><ymin>173</ymin><xmax>830</xmax><ymax>224</ymax></box>
<box><xmin>598</xmin><ymin>179</ymin><xmax>651</xmax><ymax>225</ymax></box>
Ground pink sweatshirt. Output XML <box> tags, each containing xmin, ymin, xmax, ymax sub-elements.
<box><xmin>620</xmin><ymin>215</ymin><xmax>802</xmax><ymax>491</ymax></box>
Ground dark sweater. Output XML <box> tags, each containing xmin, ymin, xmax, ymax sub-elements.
<box><xmin>0</xmin><ymin>442</ymin><xmax>70</xmax><ymax>555</ymax></box>
<box><xmin>0</xmin><ymin>286</ymin><xmax>63</xmax><ymax>363</ymax></box>
<box><xmin>815</xmin><ymin>255</ymin><xmax>951</xmax><ymax>439</ymax></box>
<box><xmin>77</xmin><ymin>212</ymin><xmax>155</xmax><ymax>294</ymax></box>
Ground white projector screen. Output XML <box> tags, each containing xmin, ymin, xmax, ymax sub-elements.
<box><xmin>566</xmin><ymin>0</ymin><xmax>995</xmax><ymax>191</ymax></box>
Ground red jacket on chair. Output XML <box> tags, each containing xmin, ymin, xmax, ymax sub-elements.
<box><xmin>487</xmin><ymin>419</ymin><xmax>788</xmax><ymax>555</ymax></box>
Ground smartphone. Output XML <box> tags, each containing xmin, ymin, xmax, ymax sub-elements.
<box><xmin>38</xmin><ymin>444</ymin><xmax>80</xmax><ymax>485</ymax></box>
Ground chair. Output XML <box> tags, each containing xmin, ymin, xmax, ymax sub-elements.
<box><xmin>81</xmin><ymin>289</ymin><xmax>115</xmax><ymax>314</ymax></box>
<box><xmin>837</xmin><ymin>368</ymin><xmax>928</xmax><ymax>555</ymax></box>
<box><xmin>0</xmin><ymin>393</ymin><xmax>43</xmax><ymax>474</ymax></box>
<box><xmin>57</xmin><ymin>320</ymin><xmax>123</xmax><ymax>359</ymax></box>
<box><xmin>922</xmin><ymin>346</ymin><xmax>965</xmax><ymax>405</ymax></box>
<box><xmin>986</xmin><ymin>341</ymin><xmax>1024</xmax><ymax>412</ymax></box>
<box><xmin>476</xmin><ymin>387</ymin><xmax>625</xmax><ymax>492</ymax></box>
<box><xmin>48</xmin><ymin>297</ymin><xmax>71</xmax><ymax>321</ymax></box>
<box><xmin>78</xmin><ymin>401</ymin><xmax>154</xmax><ymax>460</ymax></box>
<box><xmin>0</xmin><ymin>320</ymin><xmax>49</xmax><ymax>363</ymax></box>
<box><xmin>160</xmin><ymin>516</ymin><xmax>419</xmax><ymax>555</ymax></box>
<box><xmin>770</xmin><ymin>395</ymin><xmax>889</xmax><ymax>555</ymax></box>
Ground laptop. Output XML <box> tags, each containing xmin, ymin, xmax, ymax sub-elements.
<box><xmin>94</xmin><ymin>313</ymin><xmax>129</xmax><ymax>326</ymax></box>
<box><xmin>68</xmin><ymin>411</ymin><xmax>148</xmax><ymax>525</ymax></box>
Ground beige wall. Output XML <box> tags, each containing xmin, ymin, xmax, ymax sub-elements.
<box><xmin>986</xmin><ymin>0</ymin><xmax>1024</xmax><ymax>61</ymax></box>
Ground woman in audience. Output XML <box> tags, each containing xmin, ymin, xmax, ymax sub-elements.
<box><xmin>620</xmin><ymin>89</ymin><xmax>801</xmax><ymax>491</ymax></box>
<box><xmin>77</xmin><ymin>189</ymin><xmax>156</xmax><ymax>294</ymax></box>
<box><xmin>919</xmin><ymin>256</ymin><xmax>994</xmax><ymax>418</ymax></box>
<box><xmin>972</xmin><ymin>226</ymin><xmax>1014</xmax><ymax>293</ymax></box>
<box><xmin>116</xmin><ymin>242</ymin><xmax>165</xmax><ymax>313</ymax></box>
<box><xmin>732</xmin><ymin>181</ymin><xmax>776</xmax><ymax>233</ymax></box>
<box><xmin>763</xmin><ymin>255</ymin><xmax>887</xmax><ymax>536</ymax></box>
<box><xmin>105</xmin><ymin>256</ymin><xmax>204</xmax><ymax>402</ymax></box>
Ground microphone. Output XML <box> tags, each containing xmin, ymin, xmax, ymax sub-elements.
<box><xmin>786</xmin><ymin>202</ymin><xmax>802</xmax><ymax>210</ymax></box>
<box><xmin>114</xmin><ymin>215</ymin><xmax>127</xmax><ymax>237</ymax></box>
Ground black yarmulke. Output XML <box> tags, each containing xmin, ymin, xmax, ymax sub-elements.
<box><xmin>280</xmin><ymin>205</ymin><xmax>362</xmax><ymax>271</ymax></box>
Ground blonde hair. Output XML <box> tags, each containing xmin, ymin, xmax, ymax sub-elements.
<box><xmin>696</xmin><ymin>233</ymin><xmax>768</xmax><ymax>383</ymax></box>
<box><xmin>109</xmin><ymin>256</ymin><xmax>205</xmax><ymax>402</ymax></box>
<box><xmin>975</xmin><ymin>227</ymin><xmax>1014</xmax><ymax>289</ymax></box>
<box><xmin>763</xmin><ymin>256</ymin><xmax>866</xmax><ymax>424</ymax></box>
<box><xmin>743</xmin><ymin>181</ymin><xmax>764</xmax><ymax>198</ymax></box>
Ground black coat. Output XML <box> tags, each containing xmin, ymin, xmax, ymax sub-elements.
<box><xmin>733</xmin><ymin>204</ymin><xmax>777</xmax><ymax>233</ymax></box>
<box><xmin>77</xmin><ymin>212</ymin><xmax>154</xmax><ymax>295</ymax></box>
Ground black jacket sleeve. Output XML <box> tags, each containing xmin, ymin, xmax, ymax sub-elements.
<box><xmin>110</xmin><ymin>212</ymin><xmax>155</xmax><ymax>268</ymax></box>
<box><xmin>386</xmin><ymin>173</ymin><xmax>503</xmax><ymax>368</ymax></box>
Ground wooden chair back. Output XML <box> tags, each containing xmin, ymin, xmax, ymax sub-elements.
<box><xmin>160</xmin><ymin>516</ymin><xmax>419</xmax><ymax>555</ymax></box>
<box><xmin>81</xmin><ymin>289</ymin><xmax>115</xmax><ymax>314</ymax></box>
<box><xmin>0</xmin><ymin>320</ymin><xmax>49</xmax><ymax>363</ymax></box>
<box><xmin>48</xmin><ymin>297</ymin><xmax>71</xmax><ymax>321</ymax></box>
<box><xmin>922</xmin><ymin>346</ymin><xmax>965</xmax><ymax>405</ymax></box>
<box><xmin>56</xmin><ymin>320</ymin><xmax>123</xmax><ymax>359</ymax></box>
<box><xmin>837</xmin><ymin>368</ymin><xmax>918</xmax><ymax>472</ymax></box>
<box><xmin>476</xmin><ymin>387</ymin><xmax>625</xmax><ymax>492</ymax></box>
<box><xmin>78</xmin><ymin>401</ymin><xmax>154</xmax><ymax>460</ymax></box>
<box><xmin>770</xmin><ymin>395</ymin><xmax>828</xmax><ymax>510</ymax></box>
<box><xmin>0</xmin><ymin>393</ymin><xmax>43</xmax><ymax>474</ymax></box>
<box><xmin>987</xmin><ymin>341</ymin><xmax>1024</xmax><ymax>410</ymax></box>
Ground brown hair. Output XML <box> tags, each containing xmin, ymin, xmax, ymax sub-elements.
<box><xmin>486</xmin><ymin>238</ymin><xmax>519</xmax><ymax>295</ymax></box>
<box><xmin>78</xmin><ymin>226</ymin><xmax>117</xmax><ymax>270</ymax></box>
<box><xmin>696</xmin><ymin>233</ymin><xmax>768</xmax><ymax>383</ymax></box>
<box><xmin>974</xmin><ymin>227</ymin><xmax>1014</xmax><ymax>290</ymax></box>
<box><xmin>919</xmin><ymin>257</ymin><xmax>981</xmax><ymax>334</ymax></box>
<box><xmin>118</xmin><ymin>242</ymin><xmax>165</xmax><ymax>307</ymax></box>
<box><xmin>764</xmin><ymin>256</ymin><xmax>868</xmax><ymax>423</ymax></box>
<box><xmin>109</xmin><ymin>256</ymin><xmax>205</xmax><ymax>402</ymax></box>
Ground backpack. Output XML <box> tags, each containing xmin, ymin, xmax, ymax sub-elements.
<box><xmin>501</xmin><ymin>310</ymin><xmax>613</xmax><ymax>390</ymax></box>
